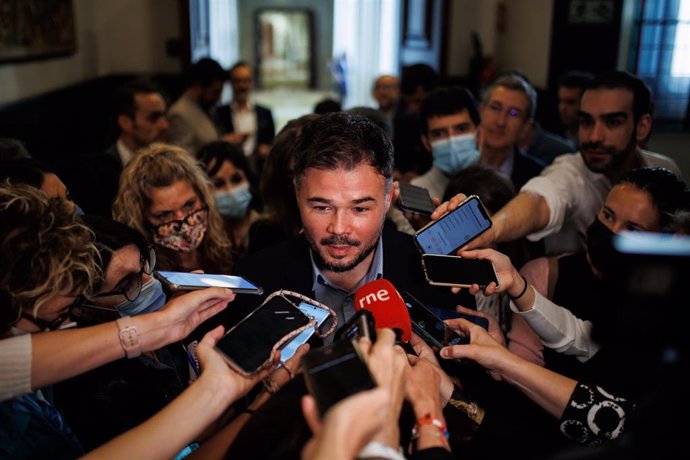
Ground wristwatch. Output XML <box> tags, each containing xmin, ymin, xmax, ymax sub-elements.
<box><xmin>116</xmin><ymin>316</ymin><xmax>142</xmax><ymax>359</ymax></box>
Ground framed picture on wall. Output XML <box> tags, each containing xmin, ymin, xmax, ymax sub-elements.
<box><xmin>0</xmin><ymin>0</ymin><xmax>77</xmax><ymax>64</ymax></box>
<box><xmin>255</xmin><ymin>8</ymin><xmax>316</xmax><ymax>89</ymax></box>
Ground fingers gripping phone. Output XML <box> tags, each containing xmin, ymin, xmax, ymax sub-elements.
<box><xmin>421</xmin><ymin>254</ymin><xmax>499</xmax><ymax>289</ymax></box>
<box><xmin>302</xmin><ymin>338</ymin><xmax>376</xmax><ymax>416</ymax></box>
<box><xmin>398</xmin><ymin>182</ymin><xmax>435</xmax><ymax>216</ymax></box>
<box><xmin>279</xmin><ymin>301</ymin><xmax>334</xmax><ymax>363</ymax></box>
<box><xmin>215</xmin><ymin>294</ymin><xmax>310</xmax><ymax>375</ymax></box>
<box><xmin>155</xmin><ymin>271</ymin><xmax>263</xmax><ymax>295</ymax></box>
<box><xmin>400</xmin><ymin>292</ymin><xmax>468</xmax><ymax>348</ymax></box>
<box><xmin>414</xmin><ymin>195</ymin><xmax>492</xmax><ymax>255</ymax></box>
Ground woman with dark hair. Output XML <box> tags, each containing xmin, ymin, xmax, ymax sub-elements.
<box><xmin>199</xmin><ymin>140</ymin><xmax>261</xmax><ymax>261</ymax></box>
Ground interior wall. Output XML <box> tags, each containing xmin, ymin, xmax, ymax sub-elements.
<box><xmin>494</xmin><ymin>0</ymin><xmax>553</xmax><ymax>88</ymax></box>
<box><xmin>0</xmin><ymin>0</ymin><xmax>181</xmax><ymax>106</ymax></box>
<box><xmin>237</xmin><ymin>0</ymin><xmax>334</xmax><ymax>90</ymax></box>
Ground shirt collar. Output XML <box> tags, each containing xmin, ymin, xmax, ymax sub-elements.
<box><xmin>310</xmin><ymin>236</ymin><xmax>384</xmax><ymax>294</ymax></box>
<box><xmin>116</xmin><ymin>138</ymin><xmax>135</xmax><ymax>166</ymax></box>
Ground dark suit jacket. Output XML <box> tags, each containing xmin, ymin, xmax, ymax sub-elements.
<box><xmin>215</xmin><ymin>103</ymin><xmax>276</xmax><ymax>150</ymax></box>
<box><xmin>214</xmin><ymin>227</ymin><xmax>475</xmax><ymax>334</ymax></box>
<box><xmin>64</xmin><ymin>144</ymin><xmax>123</xmax><ymax>217</ymax></box>
<box><xmin>511</xmin><ymin>147</ymin><xmax>546</xmax><ymax>191</ymax></box>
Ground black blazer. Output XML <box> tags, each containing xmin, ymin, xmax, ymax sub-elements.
<box><xmin>64</xmin><ymin>144</ymin><xmax>123</xmax><ymax>217</ymax></box>
<box><xmin>215</xmin><ymin>103</ymin><xmax>276</xmax><ymax>149</ymax></box>
<box><xmin>511</xmin><ymin>148</ymin><xmax>546</xmax><ymax>191</ymax></box>
<box><xmin>213</xmin><ymin>227</ymin><xmax>475</xmax><ymax>333</ymax></box>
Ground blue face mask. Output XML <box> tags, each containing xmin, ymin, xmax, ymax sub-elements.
<box><xmin>116</xmin><ymin>277</ymin><xmax>167</xmax><ymax>317</ymax></box>
<box><xmin>431</xmin><ymin>133</ymin><xmax>480</xmax><ymax>175</ymax></box>
<box><xmin>214</xmin><ymin>183</ymin><xmax>252</xmax><ymax>219</ymax></box>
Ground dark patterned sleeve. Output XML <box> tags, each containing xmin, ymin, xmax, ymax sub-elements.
<box><xmin>559</xmin><ymin>382</ymin><xmax>634</xmax><ymax>445</ymax></box>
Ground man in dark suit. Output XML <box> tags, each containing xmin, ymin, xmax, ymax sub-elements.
<box><xmin>478</xmin><ymin>73</ymin><xmax>545</xmax><ymax>191</ymax></box>
<box><xmin>215</xmin><ymin>62</ymin><xmax>275</xmax><ymax>174</ymax></box>
<box><xmin>68</xmin><ymin>80</ymin><xmax>168</xmax><ymax>216</ymax></box>
<box><xmin>230</xmin><ymin>112</ymin><xmax>469</xmax><ymax>331</ymax></box>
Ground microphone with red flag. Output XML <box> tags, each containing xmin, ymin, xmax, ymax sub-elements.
<box><xmin>353</xmin><ymin>279</ymin><xmax>412</xmax><ymax>344</ymax></box>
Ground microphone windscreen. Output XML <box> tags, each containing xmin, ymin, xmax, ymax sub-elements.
<box><xmin>353</xmin><ymin>279</ymin><xmax>411</xmax><ymax>342</ymax></box>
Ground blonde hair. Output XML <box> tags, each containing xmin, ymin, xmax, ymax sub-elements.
<box><xmin>112</xmin><ymin>143</ymin><xmax>233</xmax><ymax>273</ymax></box>
<box><xmin>0</xmin><ymin>183</ymin><xmax>99</xmax><ymax>329</ymax></box>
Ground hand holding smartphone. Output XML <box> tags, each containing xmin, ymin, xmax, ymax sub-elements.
<box><xmin>414</xmin><ymin>195</ymin><xmax>492</xmax><ymax>255</ymax></box>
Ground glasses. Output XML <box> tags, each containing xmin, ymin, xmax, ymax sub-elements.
<box><xmin>93</xmin><ymin>246</ymin><xmax>157</xmax><ymax>302</ymax></box>
<box><xmin>484</xmin><ymin>101</ymin><xmax>526</xmax><ymax>121</ymax></box>
<box><xmin>149</xmin><ymin>207</ymin><xmax>209</xmax><ymax>236</ymax></box>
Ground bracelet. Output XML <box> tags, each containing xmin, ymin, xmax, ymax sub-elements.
<box><xmin>115</xmin><ymin>317</ymin><xmax>141</xmax><ymax>359</ymax></box>
<box><xmin>508</xmin><ymin>275</ymin><xmax>529</xmax><ymax>301</ymax></box>
<box><xmin>412</xmin><ymin>414</ymin><xmax>449</xmax><ymax>440</ymax></box>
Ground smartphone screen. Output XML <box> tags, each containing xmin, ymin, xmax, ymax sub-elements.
<box><xmin>400</xmin><ymin>292</ymin><xmax>467</xmax><ymax>348</ymax></box>
<box><xmin>414</xmin><ymin>196</ymin><xmax>491</xmax><ymax>255</ymax></box>
<box><xmin>216</xmin><ymin>295</ymin><xmax>309</xmax><ymax>374</ymax></box>
<box><xmin>422</xmin><ymin>254</ymin><xmax>499</xmax><ymax>288</ymax></box>
<box><xmin>156</xmin><ymin>271</ymin><xmax>262</xmax><ymax>294</ymax></box>
<box><xmin>302</xmin><ymin>339</ymin><xmax>376</xmax><ymax>415</ymax></box>
<box><xmin>279</xmin><ymin>302</ymin><xmax>332</xmax><ymax>363</ymax></box>
<box><xmin>334</xmin><ymin>309</ymin><xmax>376</xmax><ymax>342</ymax></box>
<box><xmin>398</xmin><ymin>182</ymin><xmax>435</xmax><ymax>215</ymax></box>
<box><xmin>426</xmin><ymin>305</ymin><xmax>490</xmax><ymax>331</ymax></box>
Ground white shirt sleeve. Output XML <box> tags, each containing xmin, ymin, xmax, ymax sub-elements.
<box><xmin>520</xmin><ymin>154</ymin><xmax>582</xmax><ymax>241</ymax></box>
<box><xmin>0</xmin><ymin>334</ymin><xmax>32</xmax><ymax>401</ymax></box>
<box><xmin>509</xmin><ymin>290</ymin><xmax>601</xmax><ymax>362</ymax></box>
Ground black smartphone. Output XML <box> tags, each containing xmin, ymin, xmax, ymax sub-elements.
<box><xmin>414</xmin><ymin>195</ymin><xmax>492</xmax><ymax>255</ymax></box>
<box><xmin>302</xmin><ymin>338</ymin><xmax>377</xmax><ymax>415</ymax></box>
<box><xmin>215</xmin><ymin>294</ymin><xmax>310</xmax><ymax>375</ymax></box>
<box><xmin>426</xmin><ymin>305</ymin><xmax>490</xmax><ymax>331</ymax></box>
<box><xmin>334</xmin><ymin>309</ymin><xmax>377</xmax><ymax>342</ymax></box>
<box><xmin>155</xmin><ymin>271</ymin><xmax>263</xmax><ymax>295</ymax></box>
<box><xmin>421</xmin><ymin>254</ymin><xmax>499</xmax><ymax>289</ymax></box>
<box><xmin>400</xmin><ymin>291</ymin><xmax>468</xmax><ymax>348</ymax></box>
<box><xmin>398</xmin><ymin>182</ymin><xmax>435</xmax><ymax>215</ymax></box>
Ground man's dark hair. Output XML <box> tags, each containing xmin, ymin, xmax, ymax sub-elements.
<box><xmin>313</xmin><ymin>98</ymin><xmax>342</xmax><ymax>114</ymax></box>
<box><xmin>114</xmin><ymin>79</ymin><xmax>164</xmax><ymax>119</ymax></box>
<box><xmin>617</xmin><ymin>167</ymin><xmax>689</xmax><ymax>231</ymax></box>
<box><xmin>294</xmin><ymin>112</ymin><xmax>394</xmax><ymax>188</ymax></box>
<box><xmin>0</xmin><ymin>137</ymin><xmax>31</xmax><ymax>161</ymax></box>
<box><xmin>188</xmin><ymin>57</ymin><xmax>228</xmax><ymax>87</ymax></box>
<box><xmin>400</xmin><ymin>63</ymin><xmax>438</xmax><ymax>95</ymax></box>
<box><xmin>347</xmin><ymin>106</ymin><xmax>393</xmax><ymax>139</ymax></box>
<box><xmin>0</xmin><ymin>159</ymin><xmax>57</xmax><ymax>188</ymax></box>
<box><xmin>588</xmin><ymin>71</ymin><xmax>653</xmax><ymax>122</ymax></box>
<box><xmin>420</xmin><ymin>86</ymin><xmax>481</xmax><ymax>132</ymax></box>
<box><xmin>558</xmin><ymin>70</ymin><xmax>594</xmax><ymax>90</ymax></box>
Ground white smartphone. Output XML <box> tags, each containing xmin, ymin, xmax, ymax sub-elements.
<box><xmin>155</xmin><ymin>271</ymin><xmax>263</xmax><ymax>295</ymax></box>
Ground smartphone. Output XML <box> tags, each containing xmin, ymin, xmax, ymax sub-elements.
<box><xmin>400</xmin><ymin>291</ymin><xmax>468</xmax><ymax>348</ymax></box>
<box><xmin>398</xmin><ymin>182</ymin><xmax>435</xmax><ymax>215</ymax></box>
<box><xmin>279</xmin><ymin>301</ymin><xmax>333</xmax><ymax>363</ymax></box>
<box><xmin>414</xmin><ymin>195</ymin><xmax>492</xmax><ymax>255</ymax></box>
<box><xmin>426</xmin><ymin>305</ymin><xmax>490</xmax><ymax>331</ymax></box>
<box><xmin>155</xmin><ymin>271</ymin><xmax>263</xmax><ymax>295</ymax></box>
<box><xmin>421</xmin><ymin>254</ymin><xmax>499</xmax><ymax>289</ymax></box>
<box><xmin>334</xmin><ymin>309</ymin><xmax>377</xmax><ymax>342</ymax></box>
<box><xmin>302</xmin><ymin>338</ymin><xmax>376</xmax><ymax>415</ymax></box>
<box><xmin>215</xmin><ymin>295</ymin><xmax>310</xmax><ymax>375</ymax></box>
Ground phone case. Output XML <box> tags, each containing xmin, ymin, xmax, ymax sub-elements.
<box><xmin>398</xmin><ymin>182</ymin><xmax>435</xmax><ymax>215</ymax></box>
<box><xmin>413</xmin><ymin>195</ymin><xmax>492</xmax><ymax>255</ymax></box>
<box><xmin>421</xmin><ymin>254</ymin><xmax>499</xmax><ymax>289</ymax></box>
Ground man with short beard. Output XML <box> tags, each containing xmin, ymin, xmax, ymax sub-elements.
<box><xmin>445</xmin><ymin>71</ymin><xmax>680</xmax><ymax>256</ymax></box>
<box><xmin>233</xmin><ymin>112</ymin><xmax>468</xmax><ymax>332</ymax></box>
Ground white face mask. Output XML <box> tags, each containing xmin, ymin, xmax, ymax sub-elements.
<box><xmin>431</xmin><ymin>133</ymin><xmax>480</xmax><ymax>175</ymax></box>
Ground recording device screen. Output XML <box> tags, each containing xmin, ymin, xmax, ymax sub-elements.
<box><xmin>216</xmin><ymin>295</ymin><xmax>309</xmax><ymax>374</ymax></box>
<box><xmin>398</xmin><ymin>182</ymin><xmax>435</xmax><ymax>215</ymax></box>
<box><xmin>414</xmin><ymin>196</ymin><xmax>492</xmax><ymax>255</ymax></box>
<box><xmin>156</xmin><ymin>271</ymin><xmax>262</xmax><ymax>294</ymax></box>
<box><xmin>280</xmin><ymin>302</ymin><xmax>332</xmax><ymax>363</ymax></box>
<box><xmin>302</xmin><ymin>338</ymin><xmax>376</xmax><ymax>415</ymax></box>
<box><xmin>400</xmin><ymin>292</ymin><xmax>467</xmax><ymax>348</ymax></box>
<box><xmin>422</xmin><ymin>254</ymin><xmax>499</xmax><ymax>288</ymax></box>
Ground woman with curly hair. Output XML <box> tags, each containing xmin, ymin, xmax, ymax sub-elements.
<box><xmin>113</xmin><ymin>143</ymin><xmax>233</xmax><ymax>274</ymax></box>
